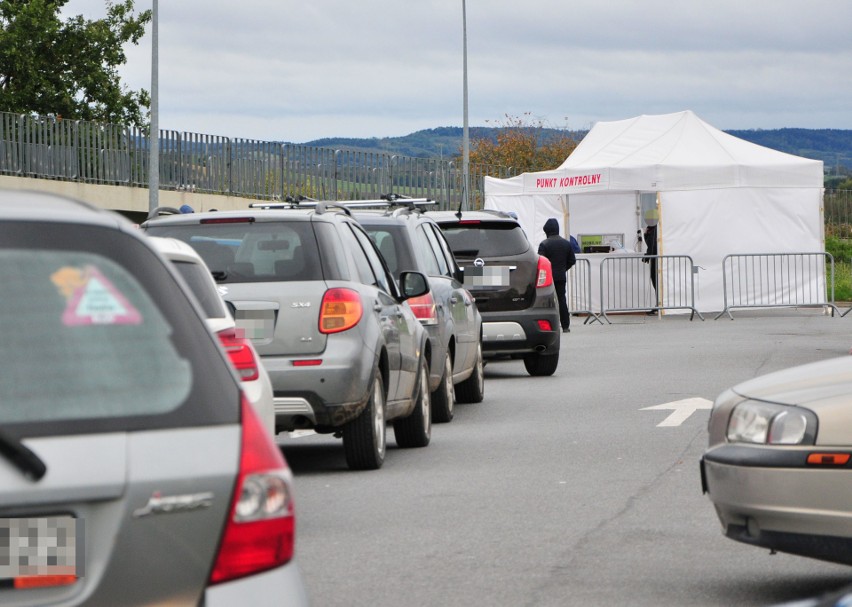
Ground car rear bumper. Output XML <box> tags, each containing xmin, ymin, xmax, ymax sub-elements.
<box><xmin>702</xmin><ymin>453</ymin><xmax>852</xmax><ymax>562</ymax></box>
<box><xmin>205</xmin><ymin>561</ymin><xmax>309</xmax><ymax>607</ymax></box>
<box><xmin>479</xmin><ymin>306</ymin><xmax>560</xmax><ymax>357</ymax></box>
<box><xmin>262</xmin><ymin>341</ymin><xmax>376</xmax><ymax>431</ymax></box>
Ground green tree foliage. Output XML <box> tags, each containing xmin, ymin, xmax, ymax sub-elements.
<box><xmin>0</xmin><ymin>0</ymin><xmax>151</xmax><ymax>128</ymax></box>
<box><xmin>466</xmin><ymin>113</ymin><xmax>577</xmax><ymax>173</ymax></box>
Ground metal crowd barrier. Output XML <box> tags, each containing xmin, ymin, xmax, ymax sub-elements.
<box><xmin>599</xmin><ymin>254</ymin><xmax>704</xmax><ymax>324</ymax></box>
<box><xmin>566</xmin><ymin>258</ymin><xmax>595</xmax><ymax>324</ymax></box>
<box><xmin>715</xmin><ymin>252</ymin><xmax>841</xmax><ymax>319</ymax></box>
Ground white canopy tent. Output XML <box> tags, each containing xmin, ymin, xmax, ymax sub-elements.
<box><xmin>484</xmin><ymin>110</ymin><xmax>825</xmax><ymax>314</ymax></box>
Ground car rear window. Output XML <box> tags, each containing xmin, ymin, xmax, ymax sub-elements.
<box><xmin>170</xmin><ymin>260</ymin><xmax>228</xmax><ymax>320</ymax></box>
<box><xmin>0</xmin><ymin>223</ymin><xmax>239</xmax><ymax>435</ymax></box>
<box><xmin>439</xmin><ymin>221</ymin><xmax>530</xmax><ymax>257</ymax></box>
<box><xmin>146</xmin><ymin>220</ymin><xmax>321</xmax><ymax>283</ymax></box>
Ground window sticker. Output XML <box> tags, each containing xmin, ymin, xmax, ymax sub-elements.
<box><xmin>52</xmin><ymin>265</ymin><xmax>143</xmax><ymax>326</ymax></box>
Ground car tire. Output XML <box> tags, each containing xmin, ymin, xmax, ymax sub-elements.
<box><xmin>343</xmin><ymin>368</ymin><xmax>386</xmax><ymax>470</ymax></box>
<box><xmin>393</xmin><ymin>360</ymin><xmax>432</xmax><ymax>448</ymax></box>
<box><xmin>523</xmin><ymin>352</ymin><xmax>559</xmax><ymax>377</ymax></box>
<box><xmin>455</xmin><ymin>341</ymin><xmax>484</xmax><ymax>403</ymax></box>
<box><xmin>431</xmin><ymin>352</ymin><xmax>455</xmax><ymax>423</ymax></box>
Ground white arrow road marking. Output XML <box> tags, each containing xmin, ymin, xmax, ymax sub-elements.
<box><xmin>640</xmin><ymin>397</ymin><xmax>713</xmax><ymax>427</ymax></box>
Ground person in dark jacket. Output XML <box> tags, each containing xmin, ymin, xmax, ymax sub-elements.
<box><xmin>538</xmin><ymin>217</ymin><xmax>576</xmax><ymax>332</ymax></box>
<box><xmin>642</xmin><ymin>223</ymin><xmax>658</xmax><ymax>314</ymax></box>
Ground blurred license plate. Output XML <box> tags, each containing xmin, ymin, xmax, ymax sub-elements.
<box><xmin>464</xmin><ymin>266</ymin><xmax>510</xmax><ymax>288</ymax></box>
<box><xmin>0</xmin><ymin>516</ymin><xmax>83</xmax><ymax>588</ymax></box>
<box><xmin>234</xmin><ymin>309</ymin><xmax>275</xmax><ymax>341</ymax></box>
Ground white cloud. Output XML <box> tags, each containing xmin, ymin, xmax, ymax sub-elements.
<box><xmin>62</xmin><ymin>0</ymin><xmax>852</xmax><ymax>142</ymax></box>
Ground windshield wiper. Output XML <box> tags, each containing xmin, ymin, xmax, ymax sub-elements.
<box><xmin>0</xmin><ymin>428</ymin><xmax>47</xmax><ymax>481</ymax></box>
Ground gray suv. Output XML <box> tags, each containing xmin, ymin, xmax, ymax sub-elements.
<box><xmin>0</xmin><ymin>191</ymin><xmax>307</xmax><ymax>605</ymax></box>
<box><xmin>143</xmin><ymin>203</ymin><xmax>433</xmax><ymax>470</ymax></box>
<box><xmin>355</xmin><ymin>203</ymin><xmax>484</xmax><ymax>424</ymax></box>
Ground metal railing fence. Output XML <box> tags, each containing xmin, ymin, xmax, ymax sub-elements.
<box><xmin>715</xmin><ymin>252</ymin><xmax>840</xmax><ymax>319</ymax></box>
<box><xmin>0</xmin><ymin>111</ymin><xmax>514</xmax><ymax>210</ymax></box>
<box><xmin>598</xmin><ymin>255</ymin><xmax>704</xmax><ymax>323</ymax></box>
<box><xmin>566</xmin><ymin>258</ymin><xmax>595</xmax><ymax>323</ymax></box>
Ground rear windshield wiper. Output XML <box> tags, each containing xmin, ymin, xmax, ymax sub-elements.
<box><xmin>211</xmin><ymin>270</ymin><xmax>228</xmax><ymax>281</ymax></box>
<box><xmin>0</xmin><ymin>428</ymin><xmax>47</xmax><ymax>481</ymax></box>
<box><xmin>453</xmin><ymin>249</ymin><xmax>479</xmax><ymax>257</ymax></box>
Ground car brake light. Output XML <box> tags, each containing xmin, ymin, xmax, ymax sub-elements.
<box><xmin>537</xmin><ymin>319</ymin><xmax>553</xmax><ymax>332</ymax></box>
<box><xmin>210</xmin><ymin>396</ymin><xmax>295</xmax><ymax>585</ymax></box>
<box><xmin>458</xmin><ymin>220</ymin><xmax>481</xmax><ymax>225</ymax></box>
<box><xmin>536</xmin><ymin>255</ymin><xmax>553</xmax><ymax>288</ymax></box>
<box><xmin>218</xmin><ymin>328</ymin><xmax>260</xmax><ymax>382</ymax></box>
<box><xmin>319</xmin><ymin>288</ymin><xmax>363</xmax><ymax>333</ymax></box>
<box><xmin>407</xmin><ymin>292</ymin><xmax>438</xmax><ymax>325</ymax></box>
<box><xmin>200</xmin><ymin>217</ymin><xmax>256</xmax><ymax>224</ymax></box>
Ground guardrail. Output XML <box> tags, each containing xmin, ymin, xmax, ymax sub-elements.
<box><xmin>715</xmin><ymin>252</ymin><xmax>840</xmax><ymax>319</ymax></box>
<box><xmin>0</xmin><ymin>111</ymin><xmax>514</xmax><ymax>210</ymax></box>
<box><xmin>599</xmin><ymin>254</ymin><xmax>704</xmax><ymax>323</ymax></box>
<box><xmin>566</xmin><ymin>258</ymin><xmax>595</xmax><ymax>323</ymax></box>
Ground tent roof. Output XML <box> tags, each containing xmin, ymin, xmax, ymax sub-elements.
<box><xmin>504</xmin><ymin>110</ymin><xmax>823</xmax><ymax>194</ymax></box>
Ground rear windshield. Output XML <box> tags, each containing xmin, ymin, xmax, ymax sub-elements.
<box><xmin>170</xmin><ymin>260</ymin><xmax>228</xmax><ymax>320</ymax></box>
<box><xmin>0</xmin><ymin>223</ymin><xmax>239</xmax><ymax>435</ymax></box>
<box><xmin>439</xmin><ymin>221</ymin><xmax>530</xmax><ymax>257</ymax></box>
<box><xmin>145</xmin><ymin>220</ymin><xmax>321</xmax><ymax>284</ymax></box>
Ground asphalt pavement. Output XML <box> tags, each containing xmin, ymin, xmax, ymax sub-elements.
<box><xmin>281</xmin><ymin>307</ymin><xmax>852</xmax><ymax>607</ymax></box>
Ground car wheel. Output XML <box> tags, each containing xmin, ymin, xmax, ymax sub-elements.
<box><xmin>455</xmin><ymin>341</ymin><xmax>484</xmax><ymax>403</ymax></box>
<box><xmin>523</xmin><ymin>352</ymin><xmax>559</xmax><ymax>377</ymax></box>
<box><xmin>431</xmin><ymin>352</ymin><xmax>455</xmax><ymax>423</ymax></box>
<box><xmin>393</xmin><ymin>361</ymin><xmax>431</xmax><ymax>448</ymax></box>
<box><xmin>343</xmin><ymin>368</ymin><xmax>386</xmax><ymax>470</ymax></box>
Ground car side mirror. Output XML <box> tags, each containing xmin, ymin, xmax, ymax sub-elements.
<box><xmin>399</xmin><ymin>271</ymin><xmax>429</xmax><ymax>300</ymax></box>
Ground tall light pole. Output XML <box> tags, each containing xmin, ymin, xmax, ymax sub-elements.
<box><xmin>148</xmin><ymin>0</ymin><xmax>159</xmax><ymax>213</ymax></box>
<box><xmin>461</xmin><ymin>0</ymin><xmax>469</xmax><ymax>212</ymax></box>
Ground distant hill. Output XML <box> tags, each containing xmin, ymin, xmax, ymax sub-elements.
<box><xmin>303</xmin><ymin>126</ymin><xmax>852</xmax><ymax>172</ymax></box>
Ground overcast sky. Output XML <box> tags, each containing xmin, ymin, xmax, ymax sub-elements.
<box><xmin>63</xmin><ymin>0</ymin><xmax>852</xmax><ymax>143</ymax></box>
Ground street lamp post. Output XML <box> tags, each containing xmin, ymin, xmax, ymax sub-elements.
<box><xmin>461</xmin><ymin>0</ymin><xmax>469</xmax><ymax>212</ymax></box>
<box><xmin>148</xmin><ymin>0</ymin><xmax>159</xmax><ymax>213</ymax></box>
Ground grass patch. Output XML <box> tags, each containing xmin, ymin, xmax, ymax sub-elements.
<box><xmin>826</xmin><ymin>236</ymin><xmax>852</xmax><ymax>301</ymax></box>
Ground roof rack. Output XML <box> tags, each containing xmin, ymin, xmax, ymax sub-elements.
<box><xmin>146</xmin><ymin>206</ymin><xmax>183</xmax><ymax>220</ymax></box>
<box><xmin>248</xmin><ymin>195</ymin><xmax>318</xmax><ymax>210</ymax></box>
<box><xmin>314</xmin><ymin>201</ymin><xmax>352</xmax><ymax>216</ymax></box>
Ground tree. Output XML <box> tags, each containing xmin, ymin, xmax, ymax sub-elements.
<box><xmin>466</xmin><ymin>113</ymin><xmax>578</xmax><ymax>173</ymax></box>
<box><xmin>0</xmin><ymin>0</ymin><xmax>151</xmax><ymax>128</ymax></box>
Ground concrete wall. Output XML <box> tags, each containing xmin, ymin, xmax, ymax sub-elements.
<box><xmin>0</xmin><ymin>175</ymin><xmax>258</xmax><ymax>222</ymax></box>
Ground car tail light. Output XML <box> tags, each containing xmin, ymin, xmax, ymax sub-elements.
<box><xmin>408</xmin><ymin>291</ymin><xmax>438</xmax><ymax>325</ymax></box>
<box><xmin>536</xmin><ymin>255</ymin><xmax>553</xmax><ymax>288</ymax></box>
<box><xmin>319</xmin><ymin>288</ymin><xmax>363</xmax><ymax>333</ymax></box>
<box><xmin>218</xmin><ymin>328</ymin><xmax>260</xmax><ymax>382</ymax></box>
<box><xmin>201</xmin><ymin>217</ymin><xmax>256</xmax><ymax>224</ymax></box>
<box><xmin>537</xmin><ymin>319</ymin><xmax>553</xmax><ymax>332</ymax></box>
<box><xmin>210</xmin><ymin>396</ymin><xmax>295</xmax><ymax>585</ymax></box>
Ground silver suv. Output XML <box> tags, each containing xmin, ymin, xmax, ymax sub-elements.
<box><xmin>143</xmin><ymin>203</ymin><xmax>433</xmax><ymax>470</ymax></box>
<box><xmin>0</xmin><ymin>191</ymin><xmax>307</xmax><ymax>605</ymax></box>
<box><xmin>355</xmin><ymin>203</ymin><xmax>484</xmax><ymax>424</ymax></box>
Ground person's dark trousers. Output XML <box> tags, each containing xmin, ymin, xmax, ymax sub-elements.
<box><xmin>554</xmin><ymin>279</ymin><xmax>570</xmax><ymax>331</ymax></box>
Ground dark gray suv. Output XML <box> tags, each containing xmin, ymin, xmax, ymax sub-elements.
<box><xmin>143</xmin><ymin>203</ymin><xmax>433</xmax><ymax>470</ymax></box>
<box><xmin>431</xmin><ymin>210</ymin><xmax>561</xmax><ymax>376</ymax></box>
<box><xmin>355</xmin><ymin>203</ymin><xmax>484</xmax><ymax>424</ymax></box>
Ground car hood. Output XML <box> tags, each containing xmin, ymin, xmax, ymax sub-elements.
<box><xmin>732</xmin><ymin>355</ymin><xmax>852</xmax><ymax>409</ymax></box>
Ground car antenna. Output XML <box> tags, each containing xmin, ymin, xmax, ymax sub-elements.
<box><xmin>455</xmin><ymin>198</ymin><xmax>463</xmax><ymax>219</ymax></box>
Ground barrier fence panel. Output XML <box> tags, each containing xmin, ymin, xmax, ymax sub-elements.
<box><xmin>599</xmin><ymin>255</ymin><xmax>703</xmax><ymax>323</ymax></box>
<box><xmin>716</xmin><ymin>252</ymin><xmax>839</xmax><ymax>319</ymax></box>
<box><xmin>567</xmin><ymin>258</ymin><xmax>596</xmax><ymax>324</ymax></box>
